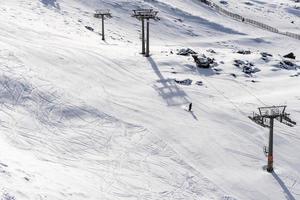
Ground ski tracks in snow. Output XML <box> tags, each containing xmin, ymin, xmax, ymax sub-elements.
<box><xmin>0</xmin><ymin>50</ymin><xmax>225</xmax><ymax>199</ymax></box>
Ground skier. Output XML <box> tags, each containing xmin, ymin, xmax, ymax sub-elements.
<box><xmin>188</xmin><ymin>103</ymin><xmax>192</xmax><ymax>112</ymax></box>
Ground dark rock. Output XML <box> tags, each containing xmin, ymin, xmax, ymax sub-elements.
<box><xmin>196</xmin><ymin>81</ymin><xmax>204</xmax><ymax>86</ymax></box>
<box><xmin>220</xmin><ymin>0</ymin><xmax>228</xmax><ymax>5</ymax></box>
<box><xmin>261</xmin><ymin>52</ymin><xmax>273</xmax><ymax>62</ymax></box>
<box><xmin>177</xmin><ymin>48</ymin><xmax>197</xmax><ymax>56</ymax></box>
<box><xmin>85</xmin><ymin>26</ymin><xmax>94</xmax><ymax>31</ymax></box>
<box><xmin>192</xmin><ymin>54</ymin><xmax>216</xmax><ymax>68</ymax></box>
<box><xmin>243</xmin><ymin>66</ymin><xmax>260</xmax><ymax>74</ymax></box>
<box><xmin>234</xmin><ymin>59</ymin><xmax>260</xmax><ymax>74</ymax></box>
<box><xmin>245</xmin><ymin>1</ymin><xmax>254</xmax><ymax>6</ymax></box>
<box><xmin>283</xmin><ymin>52</ymin><xmax>296</xmax><ymax>59</ymax></box>
<box><xmin>174</xmin><ymin>79</ymin><xmax>193</xmax><ymax>85</ymax></box>
<box><xmin>234</xmin><ymin>59</ymin><xmax>246</xmax><ymax>66</ymax></box>
<box><xmin>261</xmin><ymin>52</ymin><xmax>273</xmax><ymax>57</ymax></box>
<box><xmin>237</xmin><ymin>50</ymin><xmax>251</xmax><ymax>55</ymax></box>
<box><xmin>279</xmin><ymin>60</ymin><xmax>297</xmax><ymax>69</ymax></box>
<box><xmin>213</xmin><ymin>68</ymin><xmax>222</xmax><ymax>72</ymax></box>
<box><xmin>206</xmin><ymin>49</ymin><xmax>216</xmax><ymax>54</ymax></box>
<box><xmin>230</xmin><ymin>73</ymin><xmax>237</xmax><ymax>78</ymax></box>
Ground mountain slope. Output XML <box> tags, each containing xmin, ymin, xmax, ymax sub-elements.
<box><xmin>0</xmin><ymin>0</ymin><xmax>299</xmax><ymax>199</ymax></box>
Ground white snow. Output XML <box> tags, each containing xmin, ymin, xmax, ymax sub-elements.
<box><xmin>213</xmin><ymin>0</ymin><xmax>300</xmax><ymax>33</ymax></box>
<box><xmin>0</xmin><ymin>0</ymin><xmax>299</xmax><ymax>199</ymax></box>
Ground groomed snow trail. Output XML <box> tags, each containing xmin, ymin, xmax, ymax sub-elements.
<box><xmin>0</xmin><ymin>0</ymin><xmax>299</xmax><ymax>200</ymax></box>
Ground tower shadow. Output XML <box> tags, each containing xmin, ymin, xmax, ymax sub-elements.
<box><xmin>272</xmin><ymin>172</ymin><xmax>296</xmax><ymax>200</ymax></box>
<box><xmin>147</xmin><ymin>57</ymin><xmax>189</xmax><ymax>107</ymax></box>
<box><xmin>41</xmin><ymin>0</ymin><xmax>60</xmax><ymax>9</ymax></box>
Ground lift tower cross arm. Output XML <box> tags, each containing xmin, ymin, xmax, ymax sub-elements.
<box><xmin>257</xmin><ymin>105</ymin><xmax>287</xmax><ymax>172</ymax></box>
<box><xmin>132</xmin><ymin>9</ymin><xmax>159</xmax><ymax>57</ymax></box>
<box><xmin>94</xmin><ymin>9</ymin><xmax>112</xmax><ymax>41</ymax></box>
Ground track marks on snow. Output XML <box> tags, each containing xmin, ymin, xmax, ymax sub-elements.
<box><xmin>0</xmin><ymin>50</ymin><xmax>224</xmax><ymax>199</ymax></box>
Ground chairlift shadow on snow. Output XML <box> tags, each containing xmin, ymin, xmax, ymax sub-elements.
<box><xmin>41</xmin><ymin>0</ymin><xmax>60</xmax><ymax>9</ymax></box>
<box><xmin>272</xmin><ymin>172</ymin><xmax>296</xmax><ymax>200</ymax></box>
<box><xmin>147</xmin><ymin>57</ymin><xmax>189</xmax><ymax>107</ymax></box>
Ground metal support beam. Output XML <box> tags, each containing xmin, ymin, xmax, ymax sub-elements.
<box><xmin>253</xmin><ymin>105</ymin><xmax>289</xmax><ymax>173</ymax></box>
<box><xmin>102</xmin><ymin>15</ymin><xmax>105</xmax><ymax>41</ymax></box>
<box><xmin>142</xmin><ymin>19</ymin><xmax>145</xmax><ymax>54</ymax></box>
<box><xmin>146</xmin><ymin>19</ymin><xmax>150</xmax><ymax>57</ymax></box>
<box><xmin>132</xmin><ymin>9</ymin><xmax>158</xmax><ymax>57</ymax></box>
<box><xmin>267</xmin><ymin>117</ymin><xmax>274</xmax><ymax>172</ymax></box>
<box><xmin>94</xmin><ymin>9</ymin><xmax>112</xmax><ymax>42</ymax></box>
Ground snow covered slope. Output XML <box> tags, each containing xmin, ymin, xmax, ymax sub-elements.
<box><xmin>213</xmin><ymin>0</ymin><xmax>300</xmax><ymax>33</ymax></box>
<box><xmin>0</xmin><ymin>0</ymin><xmax>299</xmax><ymax>199</ymax></box>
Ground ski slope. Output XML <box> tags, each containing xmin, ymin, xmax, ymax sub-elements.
<box><xmin>0</xmin><ymin>0</ymin><xmax>299</xmax><ymax>199</ymax></box>
<box><xmin>213</xmin><ymin>0</ymin><xmax>300</xmax><ymax>33</ymax></box>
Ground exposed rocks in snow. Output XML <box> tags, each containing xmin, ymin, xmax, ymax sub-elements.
<box><xmin>174</xmin><ymin>79</ymin><xmax>193</xmax><ymax>85</ymax></box>
<box><xmin>234</xmin><ymin>59</ymin><xmax>260</xmax><ymax>74</ymax></box>
<box><xmin>1</xmin><ymin>193</ymin><xmax>16</xmax><ymax>200</ymax></box>
<box><xmin>206</xmin><ymin>49</ymin><xmax>216</xmax><ymax>54</ymax></box>
<box><xmin>283</xmin><ymin>52</ymin><xmax>296</xmax><ymax>59</ymax></box>
<box><xmin>261</xmin><ymin>52</ymin><xmax>273</xmax><ymax>62</ymax></box>
<box><xmin>230</xmin><ymin>73</ymin><xmax>237</xmax><ymax>78</ymax></box>
<box><xmin>236</xmin><ymin>50</ymin><xmax>251</xmax><ymax>55</ymax></box>
<box><xmin>234</xmin><ymin>59</ymin><xmax>252</xmax><ymax>67</ymax></box>
<box><xmin>219</xmin><ymin>1</ymin><xmax>228</xmax><ymax>5</ymax></box>
<box><xmin>244</xmin><ymin>2</ymin><xmax>254</xmax><ymax>6</ymax></box>
<box><xmin>279</xmin><ymin>59</ymin><xmax>298</xmax><ymax>69</ymax></box>
<box><xmin>261</xmin><ymin>52</ymin><xmax>272</xmax><ymax>58</ymax></box>
<box><xmin>192</xmin><ymin>54</ymin><xmax>216</xmax><ymax>68</ymax></box>
<box><xmin>85</xmin><ymin>26</ymin><xmax>94</xmax><ymax>31</ymax></box>
<box><xmin>174</xmin><ymin>79</ymin><xmax>205</xmax><ymax>86</ymax></box>
<box><xmin>243</xmin><ymin>65</ymin><xmax>259</xmax><ymax>74</ymax></box>
<box><xmin>177</xmin><ymin>48</ymin><xmax>197</xmax><ymax>56</ymax></box>
<box><xmin>213</xmin><ymin>68</ymin><xmax>222</xmax><ymax>72</ymax></box>
<box><xmin>195</xmin><ymin>81</ymin><xmax>204</xmax><ymax>86</ymax></box>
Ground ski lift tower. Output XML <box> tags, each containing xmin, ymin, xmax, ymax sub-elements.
<box><xmin>258</xmin><ymin>105</ymin><xmax>286</xmax><ymax>172</ymax></box>
<box><xmin>132</xmin><ymin>9</ymin><xmax>159</xmax><ymax>57</ymax></box>
<box><xmin>94</xmin><ymin>9</ymin><xmax>112</xmax><ymax>41</ymax></box>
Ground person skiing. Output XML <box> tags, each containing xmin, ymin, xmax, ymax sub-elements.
<box><xmin>188</xmin><ymin>103</ymin><xmax>192</xmax><ymax>112</ymax></box>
